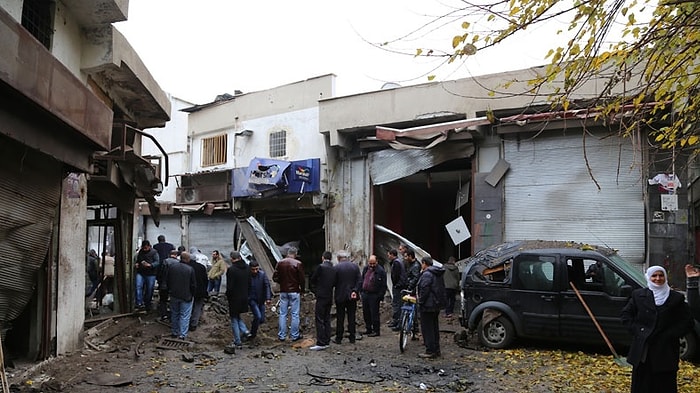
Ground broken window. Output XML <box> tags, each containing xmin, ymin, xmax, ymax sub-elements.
<box><xmin>201</xmin><ymin>134</ymin><xmax>227</xmax><ymax>167</ymax></box>
<box><xmin>269</xmin><ymin>130</ymin><xmax>286</xmax><ymax>158</ymax></box>
<box><xmin>22</xmin><ymin>0</ymin><xmax>53</xmax><ymax>49</ymax></box>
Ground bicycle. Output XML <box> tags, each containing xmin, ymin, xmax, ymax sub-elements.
<box><xmin>398</xmin><ymin>289</ymin><xmax>417</xmax><ymax>353</ymax></box>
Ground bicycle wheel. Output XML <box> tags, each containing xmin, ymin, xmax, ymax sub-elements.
<box><xmin>399</xmin><ymin>309</ymin><xmax>411</xmax><ymax>353</ymax></box>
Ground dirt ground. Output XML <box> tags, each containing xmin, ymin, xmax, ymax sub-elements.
<box><xmin>6</xmin><ymin>293</ymin><xmax>683</xmax><ymax>393</ymax></box>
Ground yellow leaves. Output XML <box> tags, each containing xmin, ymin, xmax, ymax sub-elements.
<box><xmin>427</xmin><ymin>75</ymin><xmax>436</xmax><ymax>81</ymax></box>
<box><xmin>415</xmin><ymin>48</ymin><xmax>422</xmax><ymax>57</ymax></box>
<box><xmin>452</xmin><ymin>35</ymin><xmax>465</xmax><ymax>49</ymax></box>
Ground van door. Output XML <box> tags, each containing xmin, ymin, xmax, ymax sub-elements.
<box><xmin>560</xmin><ymin>256</ymin><xmax>635</xmax><ymax>345</ymax></box>
<box><xmin>511</xmin><ymin>254</ymin><xmax>560</xmax><ymax>338</ymax></box>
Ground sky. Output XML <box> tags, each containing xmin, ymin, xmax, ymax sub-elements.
<box><xmin>114</xmin><ymin>0</ymin><xmax>556</xmax><ymax>105</ymax></box>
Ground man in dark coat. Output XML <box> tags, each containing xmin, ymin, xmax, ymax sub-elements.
<box><xmin>309</xmin><ymin>251</ymin><xmax>335</xmax><ymax>350</ymax></box>
<box><xmin>134</xmin><ymin>240</ymin><xmax>160</xmax><ymax>311</ymax></box>
<box><xmin>165</xmin><ymin>251</ymin><xmax>196</xmax><ymax>340</ymax></box>
<box><xmin>153</xmin><ymin>235</ymin><xmax>175</xmax><ymax>264</ymax></box>
<box><xmin>189</xmin><ymin>253</ymin><xmax>209</xmax><ymax>332</ymax></box>
<box><xmin>361</xmin><ymin>254</ymin><xmax>387</xmax><ymax>336</ymax></box>
<box><xmin>157</xmin><ymin>249</ymin><xmax>179</xmax><ymax>321</ymax></box>
<box><xmin>387</xmin><ymin>249</ymin><xmax>407</xmax><ymax>330</ymax></box>
<box><xmin>333</xmin><ymin>250</ymin><xmax>361</xmax><ymax>344</ymax></box>
<box><xmin>225</xmin><ymin>251</ymin><xmax>252</xmax><ymax>351</ymax></box>
<box><xmin>417</xmin><ymin>256</ymin><xmax>446</xmax><ymax>358</ymax></box>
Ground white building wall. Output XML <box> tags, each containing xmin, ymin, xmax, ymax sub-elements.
<box><xmin>1</xmin><ymin>0</ymin><xmax>21</xmax><ymax>21</ymax></box>
<box><xmin>143</xmin><ymin>95</ymin><xmax>193</xmax><ymax>202</ymax></box>
<box><xmin>190</xmin><ymin>106</ymin><xmax>325</xmax><ymax>173</ymax></box>
<box><xmin>51</xmin><ymin>3</ymin><xmax>83</xmax><ymax>76</ymax></box>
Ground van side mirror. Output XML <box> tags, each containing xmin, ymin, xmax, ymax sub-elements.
<box><xmin>620</xmin><ymin>285</ymin><xmax>633</xmax><ymax>297</ymax></box>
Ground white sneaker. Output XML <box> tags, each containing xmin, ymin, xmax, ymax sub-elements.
<box><xmin>309</xmin><ymin>344</ymin><xmax>329</xmax><ymax>351</ymax></box>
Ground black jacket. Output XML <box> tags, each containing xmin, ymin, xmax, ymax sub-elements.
<box><xmin>226</xmin><ymin>260</ymin><xmax>250</xmax><ymax>316</ymax></box>
<box><xmin>417</xmin><ymin>266</ymin><xmax>447</xmax><ymax>312</ymax></box>
<box><xmin>191</xmin><ymin>260</ymin><xmax>208</xmax><ymax>300</ymax></box>
<box><xmin>333</xmin><ymin>260</ymin><xmax>361</xmax><ymax>304</ymax></box>
<box><xmin>361</xmin><ymin>264</ymin><xmax>387</xmax><ymax>295</ymax></box>
<box><xmin>621</xmin><ymin>288</ymin><xmax>692</xmax><ymax>369</ymax></box>
<box><xmin>390</xmin><ymin>258</ymin><xmax>407</xmax><ymax>289</ymax></box>
<box><xmin>310</xmin><ymin>260</ymin><xmax>335</xmax><ymax>300</ymax></box>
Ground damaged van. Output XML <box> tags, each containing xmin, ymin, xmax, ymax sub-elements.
<box><xmin>459</xmin><ymin>240</ymin><xmax>699</xmax><ymax>360</ymax></box>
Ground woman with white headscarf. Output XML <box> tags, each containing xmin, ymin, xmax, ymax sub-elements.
<box><xmin>621</xmin><ymin>265</ymin><xmax>692</xmax><ymax>393</ymax></box>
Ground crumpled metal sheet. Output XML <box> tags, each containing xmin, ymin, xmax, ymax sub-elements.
<box><xmin>368</xmin><ymin>143</ymin><xmax>474</xmax><ymax>185</ymax></box>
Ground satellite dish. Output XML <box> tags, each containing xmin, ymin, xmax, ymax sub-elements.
<box><xmin>380</xmin><ymin>82</ymin><xmax>401</xmax><ymax>90</ymax></box>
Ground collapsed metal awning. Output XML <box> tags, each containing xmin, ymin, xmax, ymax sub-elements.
<box><xmin>368</xmin><ymin>142</ymin><xmax>475</xmax><ymax>185</ymax></box>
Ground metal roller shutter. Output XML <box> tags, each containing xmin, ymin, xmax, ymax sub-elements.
<box><xmin>503</xmin><ymin>133</ymin><xmax>645</xmax><ymax>264</ymax></box>
<box><xmin>188</xmin><ymin>214</ymin><xmax>236</xmax><ymax>255</ymax></box>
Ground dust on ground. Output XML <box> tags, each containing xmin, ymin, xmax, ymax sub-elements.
<box><xmin>5</xmin><ymin>293</ymin><xmax>633</xmax><ymax>393</ymax></box>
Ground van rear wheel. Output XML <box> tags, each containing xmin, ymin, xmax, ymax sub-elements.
<box><xmin>478</xmin><ymin>316</ymin><xmax>515</xmax><ymax>349</ymax></box>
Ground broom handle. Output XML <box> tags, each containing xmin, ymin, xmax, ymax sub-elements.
<box><xmin>569</xmin><ymin>281</ymin><xmax>621</xmax><ymax>358</ymax></box>
<box><xmin>0</xmin><ymin>333</ymin><xmax>10</xmax><ymax>393</ymax></box>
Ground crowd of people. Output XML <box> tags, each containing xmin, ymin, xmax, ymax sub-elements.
<box><xmin>130</xmin><ymin>234</ymin><xmax>700</xmax><ymax>391</ymax></box>
<box><xmin>130</xmin><ymin>237</ymin><xmax>460</xmax><ymax>359</ymax></box>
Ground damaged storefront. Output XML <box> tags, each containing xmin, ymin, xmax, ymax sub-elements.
<box><xmin>0</xmin><ymin>2</ymin><xmax>170</xmax><ymax>362</ymax></box>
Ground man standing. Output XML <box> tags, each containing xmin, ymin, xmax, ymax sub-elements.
<box><xmin>417</xmin><ymin>256</ymin><xmax>447</xmax><ymax>359</ymax></box>
<box><xmin>157</xmin><ymin>249</ymin><xmax>179</xmax><ymax>321</ymax></box>
<box><xmin>361</xmin><ymin>255</ymin><xmax>387</xmax><ymax>337</ymax></box>
<box><xmin>248</xmin><ymin>260</ymin><xmax>272</xmax><ymax>341</ymax></box>
<box><xmin>333</xmin><ymin>250</ymin><xmax>361</xmax><ymax>344</ymax></box>
<box><xmin>443</xmin><ymin>256</ymin><xmax>460</xmax><ymax>318</ymax></box>
<box><xmin>166</xmin><ymin>251</ymin><xmax>196</xmax><ymax>340</ymax></box>
<box><xmin>153</xmin><ymin>235</ymin><xmax>175</xmax><ymax>264</ymax></box>
<box><xmin>189</xmin><ymin>252</ymin><xmax>209</xmax><ymax>332</ymax></box>
<box><xmin>134</xmin><ymin>240</ymin><xmax>160</xmax><ymax>311</ymax></box>
<box><xmin>226</xmin><ymin>251</ymin><xmax>253</xmax><ymax>351</ymax></box>
<box><xmin>309</xmin><ymin>251</ymin><xmax>335</xmax><ymax>350</ymax></box>
<box><xmin>273</xmin><ymin>247</ymin><xmax>305</xmax><ymax>342</ymax></box>
<box><xmin>387</xmin><ymin>249</ymin><xmax>407</xmax><ymax>331</ymax></box>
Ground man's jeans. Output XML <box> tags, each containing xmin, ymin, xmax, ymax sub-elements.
<box><xmin>278</xmin><ymin>292</ymin><xmax>301</xmax><ymax>340</ymax></box>
<box><xmin>249</xmin><ymin>300</ymin><xmax>266</xmax><ymax>337</ymax></box>
<box><xmin>230</xmin><ymin>315</ymin><xmax>250</xmax><ymax>346</ymax></box>
<box><xmin>135</xmin><ymin>273</ymin><xmax>156</xmax><ymax>309</ymax></box>
<box><xmin>169</xmin><ymin>296</ymin><xmax>193</xmax><ymax>338</ymax></box>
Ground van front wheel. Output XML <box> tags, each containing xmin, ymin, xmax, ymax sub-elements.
<box><xmin>478</xmin><ymin>316</ymin><xmax>515</xmax><ymax>349</ymax></box>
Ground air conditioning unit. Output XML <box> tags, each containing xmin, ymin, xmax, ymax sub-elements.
<box><xmin>176</xmin><ymin>187</ymin><xmax>200</xmax><ymax>204</ymax></box>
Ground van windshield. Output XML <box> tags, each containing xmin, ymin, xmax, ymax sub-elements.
<box><xmin>607</xmin><ymin>254</ymin><xmax>646</xmax><ymax>285</ymax></box>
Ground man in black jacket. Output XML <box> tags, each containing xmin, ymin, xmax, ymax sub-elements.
<box><xmin>417</xmin><ymin>256</ymin><xmax>446</xmax><ymax>359</ymax></box>
<box><xmin>226</xmin><ymin>251</ymin><xmax>252</xmax><ymax>351</ymax></box>
<box><xmin>309</xmin><ymin>251</ymin><xmax>335</xmax><ymax>350</ymax></box>
<box><xmin>333</xmin><ymin>250</ymin><xmax>361</xmax><ymax>344</ymax></box>
<box><xmin>361</xmin><ymin>255</ymin><xmax>387</xmax><ymax>337</ymax></box>
<box><xmin>189</xmin><ymin>253</ymin><xmax>209</xmax><ymax>332</ymax></box>
<box><xmin>387</xmin><ymin>249</ymin><xmax>407</xmax><ymax>330</ymax></box>
<box><xmin>165</xmin><ymin>252</ymin><xmax>196</xmax><ymax>340</ymax></box>
<box><xmin>135</xmin><ymin>240</ymin><xmax>160</xmax><ymax>311</ymax></box>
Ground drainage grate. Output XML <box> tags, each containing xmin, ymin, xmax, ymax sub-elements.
<box><xmin>156</xmin><ymin>337</ymin><xmax>194</xmax><ymax>350</ymax></box>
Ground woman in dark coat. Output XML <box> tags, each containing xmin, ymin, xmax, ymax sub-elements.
<box><xmin>621</xmin><ymin>265</ymin><xmax>692</xmax><ymax>393</ymax></box>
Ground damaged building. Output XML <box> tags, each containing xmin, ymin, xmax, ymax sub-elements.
<box><xmin>0</xmin><ymin>0</ymin><xmax>170</xmax><ymax>362</ymax></box>
<box><xmin>320</xmin><ymin>66</ymin><xmax>691</xmax><ymax>287</ymax></box>
<box><xmin>140</xmin><ymin>76</ymin><xmax>331</xmax><ymax>276</ymax></box>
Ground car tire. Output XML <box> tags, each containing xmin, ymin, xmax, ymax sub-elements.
<box><xmin>478</xmin><ymin>316</ymin><xmax>515</xmax><ymax>349</ymax></box>
<box><xmin>680</xmin><ymin>332</ymin><xmax>697</xmax><ymax>361</ymax></box>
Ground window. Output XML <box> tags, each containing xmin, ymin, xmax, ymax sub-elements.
<box><xmin>22</xmin><ymin>0</ymin><xmax>54</xmax><ymax>49</ymax></box>
<box><xmin>269</xmin><ymin>130</ymin><xmax>287</xmax><ymax>157</ymax></box>
<box><xmin>201</xmin><ymin>134</ymin><xmax>227</xmax><ymax>167</ymax></box>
